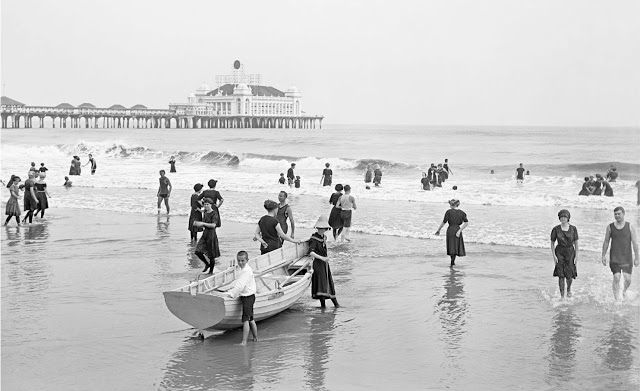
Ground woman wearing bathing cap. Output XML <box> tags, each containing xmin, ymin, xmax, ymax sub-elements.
<box><xmin>189</xmin><ymin>183</ymin><xmax>204</xmax><ymax>241</ymax></box>
<box><xmin>193</xmin><ymin>197</ymin><xmax>221</xmax><ymax>274</ymax></box>
<box><xmin>434</xmin><ymin>199</ymin><xmax>469</xmax><ymax>267</ymax></box>
<box><xmin>550</xmin><ymin>209</ymin><xmax>579</xmax><ymax>298</ymax></box>
<box><xmin>254</xmin><ymin>199</ymin><xmax>299</xmax><ymax>254</ymax></box>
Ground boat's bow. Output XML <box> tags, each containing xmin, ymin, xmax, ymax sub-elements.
<box><xmin>163</xmin><ymin>292</ymin><xmax>226</xmax><ymax>330</ymax></box>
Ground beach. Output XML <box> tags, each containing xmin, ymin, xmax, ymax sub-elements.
<box><xmin>2</xmin><ymin>124</ymin><xmax>640</xmax><ymax>390</ymax></box>
<box><xmin>2</xmin><ymin>204</ymin><xmax>639</xmax><ymax>390</ymax></box>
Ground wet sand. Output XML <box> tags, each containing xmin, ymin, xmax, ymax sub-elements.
<box><xmin>2</xmin><ymin>207</ymin><xmax>639</xmax><ymax>390</ymax></box>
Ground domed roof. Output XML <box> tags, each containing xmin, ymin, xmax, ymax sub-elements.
<box><xmin>56</xmin><ymin>102</ymin><xmax>75</xmax><ymax>109</ymax></box>
<box><xmin>286</xmin><ymin>86</ymin><xmax>299</xmax><ymax>93</ymax></box>
<box><xmin>233</xmin><ymin>83</ymin><xmax>252</xmax><ymax>95</ymax></box>
<box><xmin>197</xmin><ymin>82</ymin><xmax>211</xmax><ymax>91</ymax></box>
<box><xmin>78</xmin><ymin>102</ymin><xmax>96</xmax><ymax>108</ymax></box>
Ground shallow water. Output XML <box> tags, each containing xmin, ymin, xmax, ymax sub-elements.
<box><xmin>2</xmin><ymin>209</ymin><xmax>639</xmax><ymax>390</ymax></box>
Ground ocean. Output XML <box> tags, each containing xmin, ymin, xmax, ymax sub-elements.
<box><xmin>2</xmin><ymin>125</ymin><xmax>639</xmax><ymax>390</ymax></box>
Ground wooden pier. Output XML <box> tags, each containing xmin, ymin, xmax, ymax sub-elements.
<box><xmin>1</xmin><ymin>97</ymin><xmax>324</xmax><ymax>129</ymax></box>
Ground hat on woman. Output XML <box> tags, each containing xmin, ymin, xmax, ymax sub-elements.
<box><xmin>314</xmin><ymin>215</ymin><xmax>331</xmax><ymax>229</ymax></box>
<box><xmin>448</xmin><ymin>198</ymin><xmax>460</xmax><ymax>207</ymax></box>
<box><xmin>194</xmin><ymin>183</ymin><xmax>203</xmax><ymax>192</ymax></box>
<box><xmin>558</xmin><ymin>209</ymin><xmax>571</xmax><ymax>220</ymax></box>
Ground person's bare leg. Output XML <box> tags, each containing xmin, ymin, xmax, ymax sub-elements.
<box><xmin>164</xmin><ymin>197</ymin><xmax>170</xmax><ymax>214</ymax></box>
<box><xmin>249</xmin><ymin>320</ymin><xmax>258</xmax><ymax>341</ymax></box>
<box><xmin>622</xmin><ymin>272</ymin><xmax>632</xmax><ymax>299</ymax></box>
<box><xmin>612</xmin><ymin>273</ymin><xmax>622</xmax><ymax>301</ymax></box>
<box><xmin>566</xmin><ymin>278</ymin><xmax>573</xmax><ymax>298</ymax></box>
<box><xmin>558</xmin><ymin>278</ymin><xmax>565</xmax><ymax>298</ymax></box>
<box><xmin>240</xmin><ymin>321</ymin><xmax>249</xmax><ymax>345</ymax></box>
<box><xmin>157</xmin><ymin>197</ymin><xmax>162</xmax><ymax>213</ymax></box>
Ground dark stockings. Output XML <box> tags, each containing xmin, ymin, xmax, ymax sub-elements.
<box><xmin>22</xmin><ymin>210</ymin><xmax>34</xmax><ymax>224</ymax></box>
<box><xmin>195</xmin><ymin>251</ymin><xmax>214</xmax><ymax>274</ymax></box>
<box><xmin>332</xmin><ymin>227</ymin><xmax>343</xmax><ymax>240</ymax></box>
<box><xmin>5</xmin><ymin>216</ymin><xmax>19</xmax><ymax>225</ymax></box>
<box><xmin>450</xmin><ymin>255</ymin><xmax>457</xmax><ymax>266</ymax></box>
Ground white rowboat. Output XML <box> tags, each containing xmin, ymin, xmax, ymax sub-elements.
<box><xmin>163</xmin><ymin>242</ymin><xmax>312</xmax><ymax>337</ymax></box>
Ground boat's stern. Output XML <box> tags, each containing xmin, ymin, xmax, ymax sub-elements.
<box><xmin>163</xmin><ymin>291</ymin><xmax>227</xmax><ymax>330</ymax></box>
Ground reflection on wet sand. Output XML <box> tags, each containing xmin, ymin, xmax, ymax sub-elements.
<box><xmin>598</xmin><ymin>313</ymin><xmax>634</xmax><ymax>372</ymax></box>
<box><xmin>436</xmin><ymin>269</ymin><xmax>468</xmax><ymax>350</ymax></box>
<box><xmin>304</xmin><ymin>309</ymin><xmax>337</xmax><ymax>391</ymax></box>
<box><xmin>435</xmin><ymin>268</ymin><xmax>468</xmax><ymax>375</ymax></box>
<box><xmin>156</xmin><ymin>215</ymin><xmax>171</xmax><ymax>237</ymax></box>
<box><xmin>159</xmin><ymin>307</ymin><xmax>332</xmax><ymax>391</ymax></box>
<box><xmin>546</xmin><ymin>308</ymin><xmax>581</xmax><ymax>384</ymax></box>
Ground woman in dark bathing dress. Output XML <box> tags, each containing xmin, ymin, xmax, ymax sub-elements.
<box><xmin>435</xmin><ymin>199</ymin><xmax>469</xmax><ymax>267</ymax></box>
<box><xmin>309</xmin><ymin>215</ymin><xmax>339</xmax><ymax>308</ymax></box>
<box><xmin>254</xmin><ymin>199</ymin><xmax>298</xmax><ymax>255</ymax></box>
<box><xmin>328</xmin><ymin>184</ymin><xmax>344</xmax><ymax>240</ymax></box>
<box><xmin>188</xmin><ymin>183</ymin><xmax>204</xmax><ymax>241</ymax></box>
<box><xmin>550</xmin><ymin>209</ymin><xmax>578</xmax><ymax>298</ymax></box>
<box><xmin>193</xmin><ymin>198</ymin><xmax>220</xmax><ymax>274</ymax></box>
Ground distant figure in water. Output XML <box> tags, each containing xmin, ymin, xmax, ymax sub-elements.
<box><xmin>606</xmin><ymin>166</ymin><xmax>618</xmax><ymax>182</ymax></box>
<box><xmin>222</xmin><ymin>250</ymin><xmax>258</xmax><ymax>345</ymax></box>
<box><xmin>526</xmin><ymin>170</ymin><xmax>530</xmax><ymax>176</ymax></box>
<box><xmin>193</xmin><ymin>197</ymin><xmax>220</xmax><ymax>274</ymax></box>
<box><xmin>5</xmin><ymin>175</ymin><xmax>21</xmax><ymax>226</ymax></box>
<box><xmin>157</xmin><ymin>170</ymin><xmax>172</xmax><ymax>214</ymax></box>
<box><xmin>421</xmin><ymin>172</ymin><xmax>431</xmax><ymax>191</ymax></box>
<box><xmin>435</xmin><ymin>199</ymin><xmax>468</xmax><ymax>267</ymax></box>
<box><xmin>578</xmin><ymin>176</ymin><xmax>591</xmax><ymax>196</ymax></box>
<box><xmin>84</xmin><ymin>154</ymin><xmax>97</xmax><ymax>175</ymax></box>
<box><xmin>443</xmin><ymin>158</ymin><xmax>452</xmax><ymax>177</ymax></box>
<box><xmin>69</xmin><ymin>158</ymin><xmax>77</xmax><ymax>175</ymax></box>
<box><xmin>636</xmin><ymin>180</ymin><xmax>640</xmax><ymax>206</ymax></box>
<box><xmin>278</xmin><ymin>173</ymin><xmax>286</xmax><ymax>184</ymax></box>
<box><xmin>63</xmin><ymin>176</ymin><xmax>72</xmax><ymax>187</ymax></box>
<box><xmin>74</xmin><ymin>156</ymin><xmax>82</xmax><ymax>176</ymax></box>
<box><xmin>516</xmin><ymin>163</ymin><xmax>525</xmax><ymax>183</ymax></box>
<box><xmin>287</xmin><ymin>163</ymin><xmax>296</xmax><ymax>186</ymax></box>
<box><xmin>294</xmin><ymin>176</ymin><xmax>301</xmax><ymax>188</ymax></box>
<box><xmin>320</xmin><ymin>162</ymin><xmax>333</xmax><ymax>187</ymax></box>
<box><xmin>452</xmin><ymin>185</ymin><xmax>458</xmax><ymax>190</ymax></box>
<box><xmin>309</xmin><ymin>215</ymin><xmax>339</xmax><ymax>308</ymax></box>
<box><xmin>490</xmin><ymin>170</ymin><xmax>494</xmax><ymax>174</ymax></box>
<box><xmin>598</xmin><ymin>177</ymin><xmax>614</xmax><ymax>197</ymax></box>
<box><xmin>373</xmin><ymin>165</ymin><xmax>382</xmax><ymax>187</ymax></box>
<box><xmin>39</xmin><ymin>163</ymin><xmax>48</xmax><ymax>173</ymax></box>
<box><xmin>364</xmin><ymin>165</ymin><xmax>373</xmax><ymax>184</ymax></box>
<box><xmin>601</xmin><ymin>206</ymin><xmax>639</xmax><ymax>301</ymax></box>
<box><xmin>28</xmin><ymin>162</ymin><xmax>37</xmax><ymax>174</ymax></box>
<box><xmin>592</xmin><ymin>174</ymin><xmax>603</xmax><ymax>196</ymax></box>
<box><xmin>550</xmin><ymin>209</ymin><xmax>579</xmax><ymax>298</ymax></box>
<box><xmin>168</xmin><ymin>156</ymin><xmax>176</xmax><ymax>173</ymax></box>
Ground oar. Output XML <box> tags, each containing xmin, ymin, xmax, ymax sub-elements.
<box><xmin>277</xmin><ymin>257</ymin><xmax>313</xmax><ymax>289</ymax></box>
<box><xmin>201</xmin><ymin>258</ymin><xmax>297</xmax><ymax>294</ymax></box>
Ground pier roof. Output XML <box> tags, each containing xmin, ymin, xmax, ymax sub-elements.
<box><xmin>130</xmin><ymin>104</ymin><xmax>147</xmax><ymax>109</ymax></box>
<box><xmin>78</xmin><ymin>103</ymin><xmax>96</xmax><ymax>108</ymax></box>
<box><xmin>56</xmin><ymin>103</ymin><xmax>75</xmax><ymax>109</ymax></box>
<box><xmin>108</xmin><ymin>104</ymin><xmax>126</xmax><ymax>110</ymax></box>
<box><xmin>1</xmin><ymin>96</ymin><xmax>25</xmax><ymax>106</ymax></box>
<box><xmin>206</xmin><ymin>84</ymin><xmax>284</xmax><ymax>97</ymax></box>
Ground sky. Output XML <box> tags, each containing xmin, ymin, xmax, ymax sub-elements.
<box><xmin>2</xmin><ymin>0</ymin><xmax>639</xmax><ymax>126</ymax></box>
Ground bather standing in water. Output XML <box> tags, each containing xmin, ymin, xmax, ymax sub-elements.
<box><xmin>550</xmin><ymin>209</ymin><xmax>579</xmax><ymax>298</ymax></box>
<box><xmin>435</xmin><ymin>199</ymin><xmax>469</xmax><ymax>267</ymax></box>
